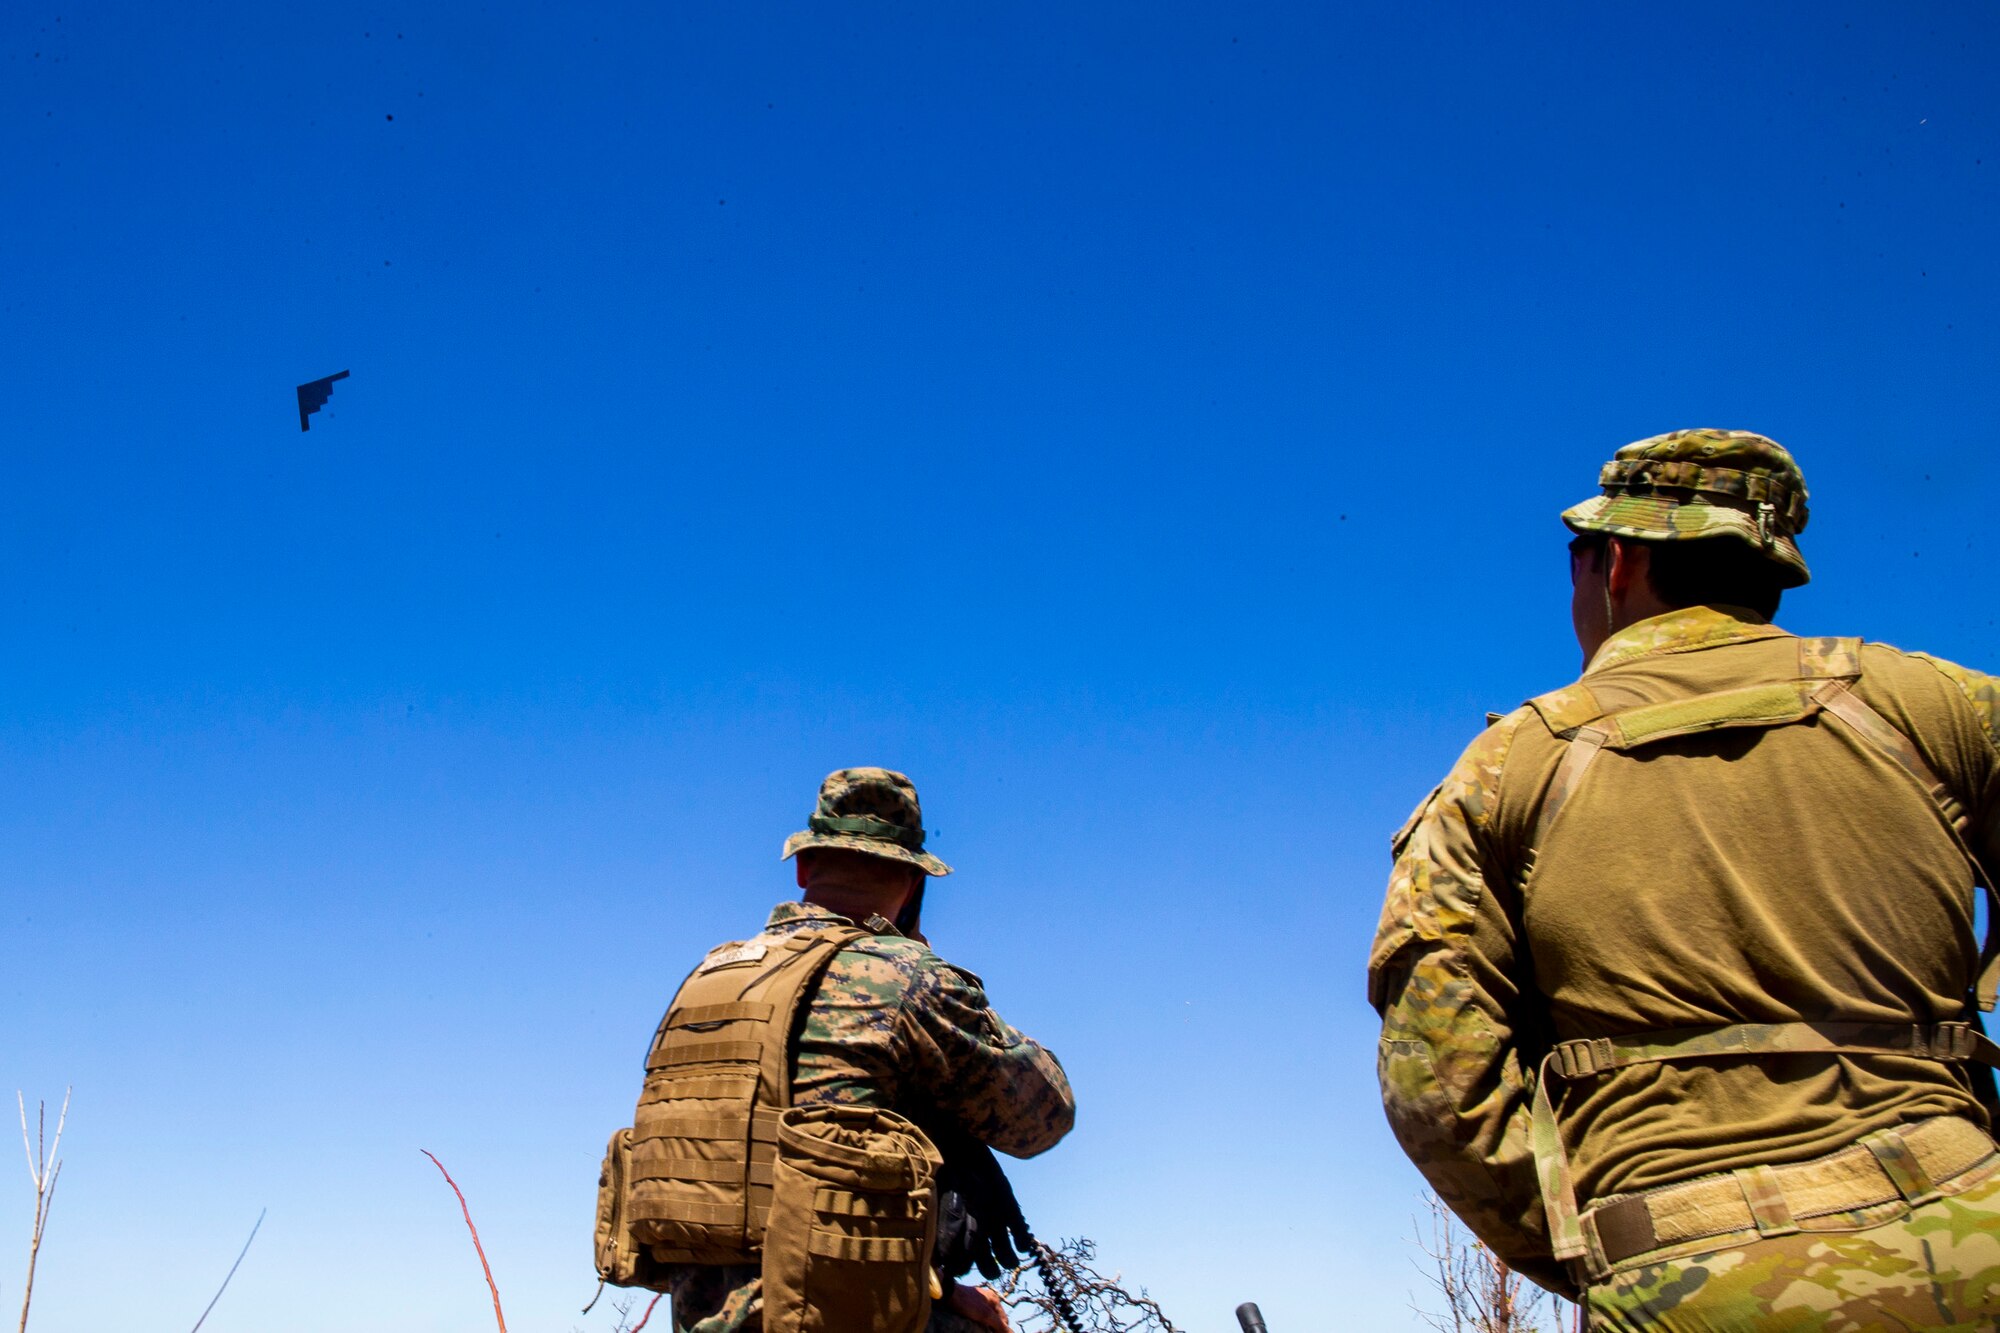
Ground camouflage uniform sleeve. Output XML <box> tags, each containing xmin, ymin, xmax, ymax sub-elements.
<box><xmin>1367</xmin><ymin>711</ymin><xmax>1566</xmax><ymax>1292</ymax></box>
<box><xmin>894</xmin><ymin>961</ymin><xmax>1076</xmax><ymax>1159</ymax></box>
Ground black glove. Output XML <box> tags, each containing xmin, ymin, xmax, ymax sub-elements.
<box><xmin>930</xmin><ymin>1130</ymin><xmax>1029</xmax><ymax>1281</ymax></box>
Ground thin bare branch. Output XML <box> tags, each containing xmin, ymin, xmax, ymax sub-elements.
<box><xmin>16</xmin><ymin>1094</ymin><xmax>32</xmax><ymax>1189</ymax></box>
<box><xmin>626</xmin><ymin>1291</ymin><xmax>664</xmax><ymax>1332</ymax></box>
<box><xmin>422</xmin><ymin>1149</ymin><xmax>508</xmax><ymax>1333</ymax></box>
<box><xmin>44</xmin><ymin>1095</ymin><xmax>66</xmax><ymax>1184</ymax></box>
<box><xmin>16</xmin><ymin>1089</ymin><xmax>70</xmax><ymax>1333</ymax></box>
<box><xmin>996</xmin><ymin>1236</ymin><xmax>1183</xmax><ymax>1333</ymax></box>
<box><xmin>1409</xmin><ymin>1192</ymin><xmax>1573</xmax><ymax>1333</ymax></box>
<box><xmin>187</xmin><ymin>1208</ymin><xmax>266</xmax><ymax>1333</ymax></box>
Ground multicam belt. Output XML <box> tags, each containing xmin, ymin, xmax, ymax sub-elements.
<box><xmin>1581</xmin><ymin>1115</ymin><xmax>1997</xmax><ymax>1278</ymax></box>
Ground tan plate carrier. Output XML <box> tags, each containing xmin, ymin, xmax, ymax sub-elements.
<box><xmin>596</xmin><ymin>924</ymin><xmax>869</xmax><ymax>1284</ymax></box>
<box><xmin>1520</xmin><ymin>637</ymin><xmax>2000</xmax><ymax>1280</ymax></box>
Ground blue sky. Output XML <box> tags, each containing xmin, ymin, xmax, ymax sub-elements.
<box><xmin>2</xmin><ymin>2</ymin><xmax>1996</xmax><ymax>1329</ymax></box>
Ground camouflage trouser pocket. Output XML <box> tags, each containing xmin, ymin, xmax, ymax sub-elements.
<box><xmin>761</xmin><ymin>1105</ymin><xmax>941</xmax><ymax>1333</ymax></box>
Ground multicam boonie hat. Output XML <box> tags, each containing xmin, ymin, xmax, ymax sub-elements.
<box><xmin>781</xmin><ymin>767</ymin><xmax>952</xmax><ymax>877</ymax></box>
<box><xmin>1561</xmin><ymin>428</ymin><xmax>1812</xmax><ymax>588</ymax></box>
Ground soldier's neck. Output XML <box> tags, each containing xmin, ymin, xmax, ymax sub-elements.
<box><xmin>802</xmin><ymin>881</ymin><xmax>913</xmax><ymax>925</ymax></box>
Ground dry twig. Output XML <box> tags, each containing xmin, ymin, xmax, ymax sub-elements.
<box><xmin>187</xmin><ymin>1208</ymin><xmax>266</xmax><ymax>1333</ymax></box>
<box><xmin>1411</xmin><ymin>1192</ymin><xmax>1578</xmax><ymax>1333</ymax></box>
<box><xmin>591</xmin><ymin>1290</ymin><xmax>666</xmax><ymax>1333</ymax></box>
<box><xmin>15</xmin><ymin>1089</ymin><xmax>69</xmax><ymax>1333</ymax></box>
<box><xmin>624</xmin><ymin>1291</ymin><xmax>664</xmax><ymax>1332</ymax></box>
<box><xmin>422</xmin><ymin>1149</ymin><xmax>508</xmax><ymax>1333</ymax></box>
<box><xmin>997</xmin><ymin>1236</ymin><xmax>1183</xmax><ymax>1333</ymax></box>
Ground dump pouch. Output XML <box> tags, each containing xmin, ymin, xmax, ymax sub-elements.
<box><xmin>594</xmin><ymin>1127</ymin><xmax>672</xmax><ymax>1290</ymax></box>
<box><xmin>762</xmin><ymin>1105</ymin><xmax>942</xmax><ymax>1333</ymax></box>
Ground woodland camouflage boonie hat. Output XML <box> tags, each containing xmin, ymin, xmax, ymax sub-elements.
<box><xmin>1562</xmin><ymin>428</ymin><xmax>1812</xmax><ymax>588</ymax></box>
<box><xmin>781</xmin><ymin>767</ymin><xmax>952</xmax><ymax>877</ymax></box>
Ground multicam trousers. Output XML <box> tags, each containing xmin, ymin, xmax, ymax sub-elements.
<box><xmin>1586</xmin><ymin>1160</ymin><xmax>2000</xmax><ymax>1331</ymax></box>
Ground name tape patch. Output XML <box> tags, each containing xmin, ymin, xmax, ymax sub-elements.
<box><xmin>700</xmin><ymin>941</ymin><xmax>768</xmax><ymax>972</ymax></box>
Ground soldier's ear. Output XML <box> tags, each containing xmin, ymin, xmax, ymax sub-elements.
<box><xmin>795</xmin><ymin>856</ymin><xmax>812</xmax><ymax>890</ymax></box>
<box><xmin>1606</xmin><ymin>537</ymin><xmax>1647</xmax><ymax>598</ymax></box>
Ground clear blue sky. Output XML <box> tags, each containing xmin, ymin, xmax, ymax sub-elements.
<box><xmin>2</xmin><ymin>2</ymin><xmax>1995</xmax><ymax>1329</ymax></box>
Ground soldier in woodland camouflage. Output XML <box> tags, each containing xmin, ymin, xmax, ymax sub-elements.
<box><xmin>1369</xmin><ymin>430</ymin><xmax>2000</xmax><ymax>1330</ymax></box>
<box><xmin>662</xmin><ymin>768</ymin><xmax>1075</xmax><ymax>1333</ymax></box>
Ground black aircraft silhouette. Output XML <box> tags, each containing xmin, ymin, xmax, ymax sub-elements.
<box><xmin>296</xmin><ymin>370</ymin><xmax>350</xmax><ymax>431</ymax></box>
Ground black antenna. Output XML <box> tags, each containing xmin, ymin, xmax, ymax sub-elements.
<box><xmin>1236</xmin><ymin>1302</ymin><xmax>1270</xmax><ymax>1333</ymax></box>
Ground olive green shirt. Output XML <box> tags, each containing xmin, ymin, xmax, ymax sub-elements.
<box><xmin>1369</xmin><ymin>605</ymin><xmax>2000</xmax><ymax>1288</ymax></box>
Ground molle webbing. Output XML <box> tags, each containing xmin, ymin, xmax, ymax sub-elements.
<box><xmin>625</xmin><ymin>925</ymin><xmax>867</xmax><ymax>1264</ymax></box>
<box><xmin>761</xmin><ymin>1106</ymin><xmax>942</xmax><ymax>1333</ymax></box>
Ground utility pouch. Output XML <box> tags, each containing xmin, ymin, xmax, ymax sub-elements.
<box><xmin>762</xmin><ymin>1105</ymin><xmax>942</xmax><ymax>1333</ymax></box>
<box><xmin>594</xmin><ymin>1128</ymin><xmax>672</xmax><ymax>1291</ymax></box>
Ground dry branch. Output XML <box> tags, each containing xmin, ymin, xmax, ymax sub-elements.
<box><xmin>625</xmin><ymin>1291</ymin><xmax>664</xmax><ymax>1332</ymax></box>
<box><xmin>188</xmin><ymin>1208</ymin><xmax>266</xmax><ymax>1333</ymax></box>
<box><xmin>422</xmin><ymin>1149</ymin><xmax>508</xmax><ymax>1333</ymax></box>
<box><xmin>15</xmin><ymin>1089</ymin><xmax>69</xmax><ymax>1333</ymax></box>
<box><xmin>1411</xmin><ymin>1192</ymin><xmax>1578</xmax><ymax>1333</ymax></box>
<box><xmin>997</xmin><ymin>1236</ymin><xmax>1183</xmax><ymax>1333</ymax></box>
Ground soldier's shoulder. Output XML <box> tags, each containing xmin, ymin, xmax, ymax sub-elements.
<box><xmin>818</xmin><ymin>932</ymin><xmax>941</xmax><ymax>999</ymax></box>
<box><xmin>1865</xmin><ymin>643</ymin><xmax>2000</xmax><ymax>743</ymax></box>
<box><xmin>1456</xmin><ymin>703</ymin><xmax>1539</xmax><ymax>791</ymax></box>
<box><xmin>1479</xmin><ymin>702</ymin><xmax>1541</xmax><ymax>746</ymax></box>
<box><xmin>1385</xmin><ymin>707</ymin><xmax>1537</xmax><ymax>862</ymax></box>
<box><xmin>1861</xmin><ymin>640</ymin><xmax>1995</xmax><ymax>698</ymax></box>
<box><xmin>834</xmin><ymin>931</ymin><xmax>937</xmax><ymax>968</ymax></box>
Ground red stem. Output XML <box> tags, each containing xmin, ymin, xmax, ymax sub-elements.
<box><xmin>421</xmin><ymin>1150</ymin><xmax>508</xmax><ymax>1333</ymax></box>
<box><xmin>629</xmin><ymin>1291</ymin><xmax>666</xmax><ymax>1332</ymax></box>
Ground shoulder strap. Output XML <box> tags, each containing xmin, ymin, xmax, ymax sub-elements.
<box><xmin>656</xmin><ymin>925</ymin><xmax>870</xmax><ymax>1111</ymax></box>
<box><xmin>757</xmin><ymin>926</ymin><xmax>869</xmax><ymax>1108</ymax></box>
<box><xmin>1531</xmin><ymin>637</ymin><xmax>1997</xmax><ymax>1003</ymax></box>
<box><xmin>1527</xmin><ymin>639</ymin><xmax>1860</xmax><ymax>845</ymax></box>
<box><xmin>1799</xmin><ymin>649</ymin><xmax>1998</xmax><ymax>1012</ymax></box>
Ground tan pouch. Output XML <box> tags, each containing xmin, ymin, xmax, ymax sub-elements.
<box><xmin>762</xmin><ymin>1105</ymin><xmax>942</xmax><ymax>1333</ymax></box>
<box><xmin>594</xmin><ymin>1128</ymin><xmax>671</xmax><ymax>1291</ymax></box>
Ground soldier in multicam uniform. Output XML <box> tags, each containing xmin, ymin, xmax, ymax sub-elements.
<box><xmin>1369</xmin><ymin>431</ymin><xmax>2000</xmax><ymax>1330</ymax></box>
<box><xmin>665</xmin><ymin>767</ymin><xmax>1075</xmax><ymax>1333</ymax></box>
